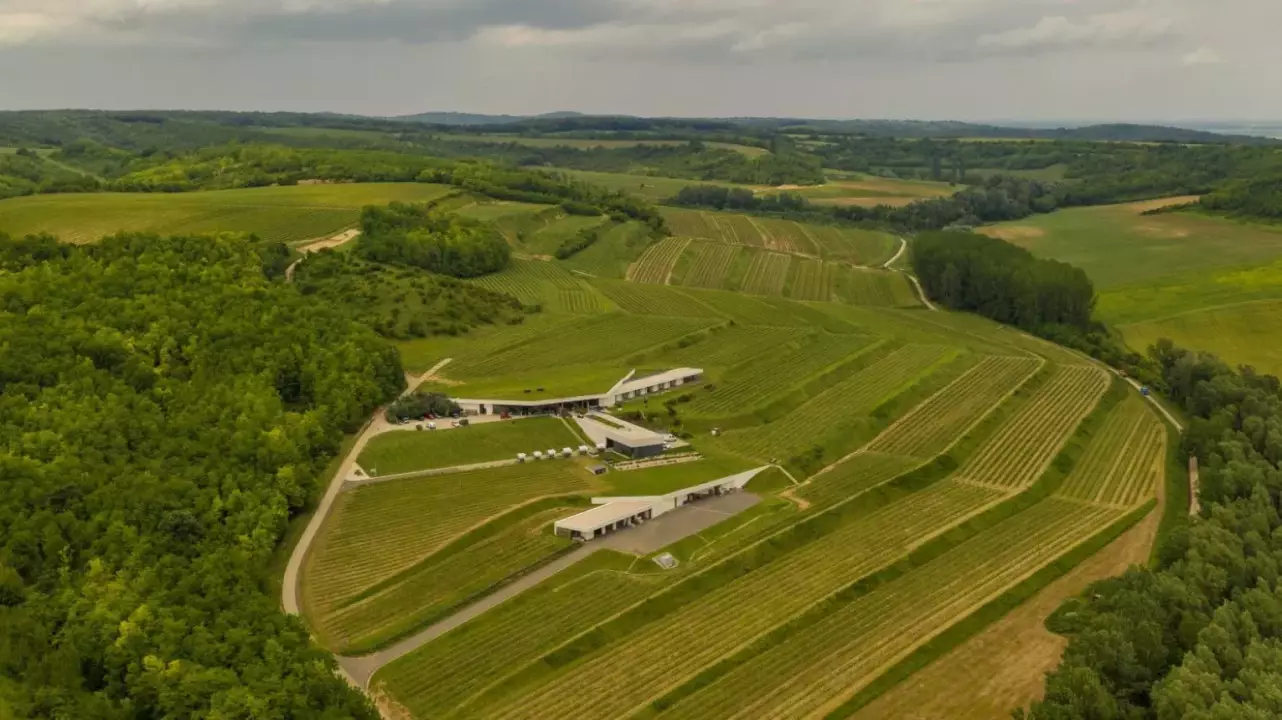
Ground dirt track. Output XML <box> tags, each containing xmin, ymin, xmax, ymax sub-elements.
<box><xmin>285</xmin><ymin>228</ymin><xmax>361</xmax><ymax>281</ymax></box>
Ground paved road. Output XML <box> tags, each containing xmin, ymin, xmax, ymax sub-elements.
<box><xmin>338</xmin><ymin>544</ymin><xmax>601</xmax><ymax>688</ymax></box>
<box><xmin>280</xmin><ymin>358</ymin><xmax>453</xmax><ymax>616</ymax></box>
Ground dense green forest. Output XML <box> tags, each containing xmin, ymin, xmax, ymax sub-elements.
<box><xmin>912</xmin><ymin>231</ymin><xmax>1095</xmax><ymax>330</ymax></box>
<box><xmin>355</xmin><ymin>202</ymin><xmax>511</xmax><ymax>278</ymax></box>
<box><xmin>1027</xmin><ymin>341</ymin><xmax>1282</xmax><ymax>719</ymax></box>
<box><xmin>293</xmin><ymin>251</ymin><xmax>530</xmax><ymax>338</ymax></box>
<box><xmin>1198</xmin><ymin>175</ymin><xmax>1282</xmax><ymax>222</ymax></box>
<box><xmin>0</xmin><ymin>232</ymin><xmax>404</xmax><ymax>718</ymax></box>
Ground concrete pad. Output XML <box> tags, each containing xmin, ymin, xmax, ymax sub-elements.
<box><xmin>601</xmin><ymin>492</ymin><xmax>761</xmax><ymax>555</ymax></box>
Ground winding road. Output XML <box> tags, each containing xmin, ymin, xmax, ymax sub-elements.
<box><xmin>884</xmin><ymin>237</ymin><xmax>937</xmax><ymax>311</ymax></box>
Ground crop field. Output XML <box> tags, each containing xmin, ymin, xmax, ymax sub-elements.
<box><xmin>653</xmin><ymin>325</ymin><xmax>811</xmax><ymax>368</ymax></box>
<box><xmin>301</xmin><ymin>463</ymin><xmax>593</xmax><ymax>634</ymax></box>
<box><xmin>867</xmin><ymin>356</ymin><xmax>1043</xmax><ymax>458</ymax></box>
<box><xmin>805</xmin><ymin>225</ymin><xmax>898</xmax><ymax>265</ymax></box>
<box><xmin>458</xmin><ymin>313</ymin><xmax>717</xmax><ymax>377</ymax></box>
<box><xmin>357</xmin><ymin>418</ymin><xmax>581</xmax><ymax>476</ymax></box>
<box><xmin>1057</xmin><ymin>397</ymin><xmax>1165</xmax><ymax>507</ymax></box>
<box><xmin>739</xmin><ymin>250</ymin><xmax>793</xmax><ymax>296</ymax></box>
<box><xmin>955</xmin><ymin>366</ymin><xmax>1109</xmax><ymax>491</ymax></box>
<box><xmin>558</xmin><ymin>221</ymin><xmax>656</xmax><ymax>279</ymax></box>
<box><xmin>546</xmin><ymin>169</ymin><xmax>757</xmax><ymax>202</ymax></box>
<box><xmin>656</xmin><ymin>498</ymin><xmax>1124</xmax><ymax>720</ymax></box>
<box><xmin>719</xmin><ymin>345</ymin><xmax>958</xmax><ymax>461</ymax></box>
<box><xmin>589</xmin><ymin>279</ymin><xmax>721</xmax><ymax>317</ymax></box>
<box><xmin>686</xmin><ymin>333</ymin><xmax>876</xmax><ymax>417</ymax></box>
<box><xmin>834</xmin><ymin>267</ymin><xmax>921</xmax><ymax>307</ymax></box>
<box><xmin>468</xmin><ymin>481</ymin><xmax>1006</xmax><ymax>720</ymax></box>
<box><xmin>452</xmin><ymin>201</ymin><xmax>547</xmax><ymax>223</ymax></box>
<box><xmin>0</xmin><ymin>183</ymin><xmax>456</xmax><ymax>244</ymax></box>
<box><xmin>753</xmin><ymin>217</ymin><xmax>820</xmax><ymax>255</ymax></box>
<box><xmin>468</xmin><ymin>259</ymin><xmax>608</xmax><ymax>314</ymax></box>
<box><xmin>797</xmin><ymin>452</ymin><xmax>924</xmax><ymax>509</ymax></box>
<box><xmin>785</xmin><ymin>258</ymin><xmax>838</xmax><ymax>301</ymax></box>
<box><xmin>795</xmin><ymin>175</ymin><xmax>956</xmax><ymax>207</ymax></box>
<box><xmin>630</xmin><ymin>237</ymin><xmax>690</xmax><ymax>284</ymax></box>
<box><xmin>314</xmin><ymin>506</ymin><xmax>574</xmax><ymax>652</ymax></box>
<box><xmin>679</xmin><ymin>241</ymin><xmax>742</xmax><ymax>288</ymax></box>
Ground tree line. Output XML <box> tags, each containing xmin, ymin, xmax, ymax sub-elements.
<box><xmin>912</xmin><ymin>231</ymin><xmax>1095</xmax><ymax>330</ymax></box>
<box><xmin>0</xmin><ymin>231</ymin><xmax>406</xmax><ymax>718</ymax></box>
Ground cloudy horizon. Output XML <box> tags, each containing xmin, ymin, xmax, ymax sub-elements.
<box><xmin>0</xmin><ymin>0</ymin><xmax>1277</xmax><ymax>122</ymax></box>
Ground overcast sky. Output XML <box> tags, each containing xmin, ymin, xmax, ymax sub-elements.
<box><xmin>0</xmin><ymin>0</ymin><xmax>1276</xmax><ymax>122</ymax></box>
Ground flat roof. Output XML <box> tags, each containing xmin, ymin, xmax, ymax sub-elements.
<box><xmin>613</xmin><ymin>368</ymin><xmax>702</xmax><ymax>397</ymax></box>
<box><xmin>555</xmin><ymin>500</ymin><xmax>654</xmax><ymax>534</ymax></box>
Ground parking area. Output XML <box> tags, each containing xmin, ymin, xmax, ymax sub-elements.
<box><xmin>601</xmin><ymin>491</ymin><xmax>761</xmax><ymax>555</ymax></box>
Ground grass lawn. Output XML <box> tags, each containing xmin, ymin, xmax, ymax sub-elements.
<box><xmin>357</xmin><ymin>417</ymin><xmax>583</xmax><ymax>475</ymax></box>
<box><xmin>980</xmin><ymin>202</ymin><xmax>1282</xmax><ymax>291</ymax></box>
<box><xmin>0</xmin><ymin>183</ymin><xmax>455</xmax><ymax>244</ymax></box>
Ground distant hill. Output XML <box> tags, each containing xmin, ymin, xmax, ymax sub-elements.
<box><xmin>393</xmin><ymin>111</ymin><xmax>584</xmax><ymax>126</ymax></box>
<box><xmin>724</xmin><ymin>118</ymin><xmax>1279</xmax><ymax>144</ymax></box>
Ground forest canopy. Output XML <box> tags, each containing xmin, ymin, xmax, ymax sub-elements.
<box><xmin>355</xmin><ymin>202</ymin><xmax>511</xmax><ymax>278</ymax></box>
<box><xmin>912</xmin><ymin>230</ymin><xmax>1096</xmax><ymax>330</ymax></box>
<box><xmin>0</xmin><ymin>231</ymin><xmax>403</xmax><ymax>718</ymax></box>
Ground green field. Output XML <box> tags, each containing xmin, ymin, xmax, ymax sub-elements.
<box><xmin>467</xmin><ymin>259</ymin><xmax>612</xmax><ymax>314</ymax></box>
<box><xmin>980</xmin><ymin>199</ymin><xmax>1282</xmax><ymax>291</ymax></box>
<box><xmin>661</xmin><ymin>207</ymin><xmax>898</xmax><ymax>264</ymax></box>
<box><xmin>357</xmin><ymin>418</ymin><xmax>582</xmax><ymax>475</ymax></box>
<box><xmin>981</xmin><ymin>199</ymin><xmax>1282</xmax><ymax>374</ymax></box>
<box><xmin>558</xmin><ymin>222</ymin><xmax>657</xmax><ymax>279</ymax></box>
<box><xmin>0</xmin><ymin>183</ymin><xmax>456</xmax><ymax>244</ymax></box>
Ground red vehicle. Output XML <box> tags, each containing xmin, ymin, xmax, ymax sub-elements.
<box><xmin>500</xmin><ymin>412</ymin><xmax>512</xmax><ymax>420</ymax></box>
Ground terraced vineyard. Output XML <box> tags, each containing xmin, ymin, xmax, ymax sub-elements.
<box><xmin>1057</xmin><ymin>397</ymin><xmax>1165</xmax><ymax>507</ymax></box>
<box><xmin>312</xmin><ymin>506</ymin><xmax>574</xmax><ymax>652</ymax></box>
<box><xmin>654</xmin><ymin>325</ymin><xmax>811</xmax><ymax>368</ymax></box>
<box><xmin>786</xmin><ymin>258</ymin><xmax>838</xmax><ymax>301</ymax></box>
<box><xmin>301</xmin><ymin>463</ymin><xmax>593</xmax><ymax>637</ymax></box>
<box><xmin>835</xmin><ymin>267</ymin><xmax>921</xmax><ymax>307</ymax></box>
<box><xmin>468</xmin><ymin>259</ymin><xmax>606</xmax><ymax>313</ymax></box>
<box><xmin>687</xmin><ymin>333</ymin><xmax>877</xmax><ymax>416</ymax></box>
<box><xmin>630</xmin><ymin>237</ymin><xmax>690</xmax><ymax>284</ymax></box>
<box><xmin>740</xmin><ymin>251</ymin><xmax>793</xmax><ymax>296</ymax></box>
<box><xmin>955</xmin><ymin>366</ymin><xmax>1109</xmax><ymax>490</ymax></box>
<box><xmin>590</xmin><ymin>280</ymin><xmax>722</xmax><ymax>318</ymax></box>
<box><xmin>682</xmin><ymin>241</ymin><xmax>742</xmax><ymax>288</ymax></box>
<box><xmin>868</xmin><ymin>356</ymin><xmax>1043</xmax><ymax>458</ymax></box>
<box><xmin>656</xmin><ymin>499</ymin><xmax>1126</xmax><ymax>720</ymax></box>
<box><xmin>719</xmin><ymin>345</ymin><xmax>958</xmax><ymax>461</ymax></box>
<box><xmin>470</xmin><ymin>482</ymin><xmax>1006</xmax><ymax>720</ymax></box>
<box><xmin>797</xmin><ymin>452</ymin><xmax>923</xmax><ymax>509</ymax></box>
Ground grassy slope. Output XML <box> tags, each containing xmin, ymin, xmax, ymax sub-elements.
<box><xmin>0</xmin><ymin>183</ymin><xmax>456</xmax><ymax>244</ymax></box>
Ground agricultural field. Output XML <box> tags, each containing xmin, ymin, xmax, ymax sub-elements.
<box><xmin>517</xmin><ymin>213</ymin><xmax>608</xmax><ymax>256</ymax></box>
<box><xmin>629</xmin><ymin>236</ymin><xmax>690</xmax><ymax>283</ymax></box>
<box><xmin>795</xmin><ymin>175</ymin><xmax>957</xmax><ymax>207</ymax></box>
<box><xmin>293</xmin><ymin>224</ymin><xmax>1164</xmax><ymax>719</ymax></box>
<box><xmin>356</xmin><ymin>418</ymin><xmax>582</xmax><ymax>476</ymax></box>
<box><xmin>832</xmin><ymin>266</ymin><xmax>921</xmax><ymax>306</ymax></box>
<box><xmin>0</xmin><ymin>183</ymin><xmax>457</xmax><ymax>244</ymax></box>
<box><xmin>467</xmin><ymin>259</ymin><xmax>610</xmax><ymax>314</ymax></box>
<box><xmin>717</xmin><ymin>345</ymin><xmax>959</xmax><ymax>462</ymax></box>
<box><xmin>670</xmin><ymin>240</ymin><xmax>741</xmax><ymax>289</ymax></box>
<box><xmin>685</xmin><ymin>333</ymin><xmax>877</xmax><ymax>417</ymax></box>
<box><xmin>436</xmin><ymin>135</ymin><xmax>770</xmax><ymax>156</ymax></box>
<box><xmin>300</xmin><ymin>462</ymin><xmax>596</xmax><ymax>649</ymax></box>
<box><xmin>739</xmin><ymin>250</ymin><xmax>793</xmax><ymax>296</ymax></box>
<box><xmin>557</xmin><ymin>221</ymin><xmax>657</xmax><ymax>279</ymax></box>
<box><xmin>867</xmin><ymin>356</ymin><xmax>1044</xmax><ymax>458</ymax></box>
